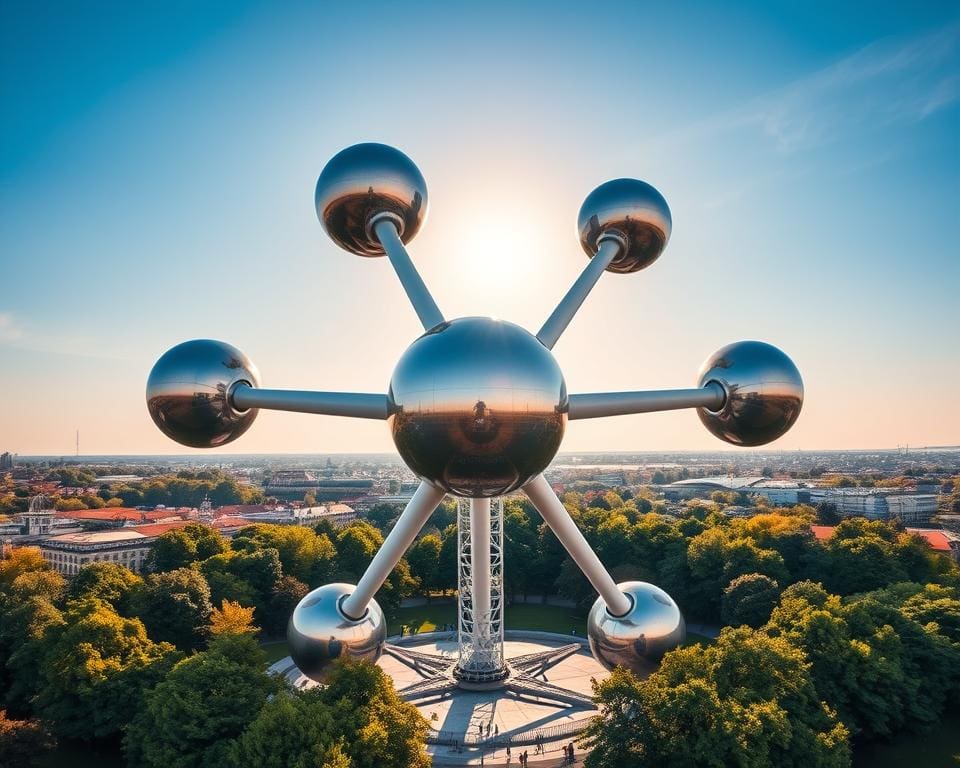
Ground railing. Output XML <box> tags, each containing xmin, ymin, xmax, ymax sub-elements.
<box><xmin>427</xmin><ymin>717</ymin><xmax>590</xmax><ymax>747</ymax></box>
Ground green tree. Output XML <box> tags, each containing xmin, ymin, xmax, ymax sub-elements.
<box><xmin>233</xmin><ymin>524</ymin><xmax>335</xmax><ymax>585</ymax></box>
<box><xmin>365</xmin><ymin>503</ymin><xmax>400</xmax><ymax>532</ymax></box>
<box><xmin>35</xmin><ymin>600</ymin><xmax>180</xmax><ymax>741</ymax></box>
<box><xmin>721</xmin><ymin>573</ymin><xmax>780</xmax><ymax>628</ymax></box>
<box><xmin>125</xmin><ymin>633</ymin><xmax>279</xmax><ymax>768</ymax></box>
<box><xmin>265</xmin><ymin>575</ymin><xmax>309</xmax><ymax>636</ymax></box>
<box><xmin>583</xmin><ymin>628</ymin><xmax>850</xmax><ymax>768</ymax></box>
<box><xmin>407</xmin><ymin>534</ymin><xmax>442</xmax><ymax>598</ymax></box>
<box><xmin>132</xmin><ymin>568</ymin><xmax>213</xmax><ymax>651</ymax></box>
<box><xmin>66</xmin><ymin>562</ymin><xmax>142</xmax><ymax>612</ymax></box>
<box><xmin>146</xmin><ymin>529</ymin><xmax>198</xmax><ymax>572</ymax></box>
<box><xmin>229</xmin><ymin>660</ymin><xmax>430</xmax><ymax>768</ymax></box>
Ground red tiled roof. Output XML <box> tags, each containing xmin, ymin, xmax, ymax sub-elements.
<box><xmin>811</xmin><ymin>525</ymin><xmax>834</xmax><ymax>541</ymax></box>
<box><xmin>809</xmin><ymin>525</ymin><xmax>953</xmax><ymax>552</ymax></box>
<box><xmin>127</xmin><ymin>521</ymin><xmax>191</xmax><ymax>537</ymax></box>
<box><xmin>210</xmin><ymin>516</ymin><xmax>258</xmax><ymax>529</ymax></box>
<box><xmin>908</xmin><ymin>530</ymin><xmax>952</xmax><ymax>552</ymax></box>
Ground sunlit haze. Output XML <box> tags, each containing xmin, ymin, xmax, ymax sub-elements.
<box><xmin>2</xmin><ymin>1</ymin><xmax>958</xmax><ymax>455</ymax></box>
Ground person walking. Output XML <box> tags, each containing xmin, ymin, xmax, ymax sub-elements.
<box><xmin>506</xmin><ymin>745</ymin><xmax>511</xmax><ymax>765</ymax></box>
<box><xmin>568</xmin><ymin>741</ymin><xmax>576</xmax><ymax>764</ymax></box>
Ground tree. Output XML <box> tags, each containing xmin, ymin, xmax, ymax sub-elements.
<box><xmin>66</xmin><ymin>561</ymin><xmax>142</xmax><ymax>612</ymax></box>
<box><xmin>34</xmin><ymin>600</ymin><xmax>180</xmax><ymax>741</ymax></box>
<box><xmin>1</xmin><ymin>596</ymin><xmax>64</xmax><ymax>715</ymax></box>
<box><xmin>210</xmin><ymin>599</ymin><xmax>258</xmax><ymax>635</ymax></box>
<box><xmin>366</xmin><ymin>503</ymin><xmax>400</xmax><ymax>532</ymax></box>
<box><xmin>407</xmin><ymin>534</ymin><xmax>441</xmax><ymax>598</ymax></box>
<box><xmin>265</xmin><ymin>575</ymin><xmax>309</xmax><ymax>636</ymax></box>
<box><xmin>132</xmin><ymin>568</ymin><xmax>213</xmax><ymax>651</ymax></box>
<box><xmin>721</xmin><ymin>573</ymin><xmax>780</xmax><ymax>628</ymax></box>
<box><xmin>233</xmin><ymin>524</ymin><xmax>335</xmax><ymax>585</ymax></box>
<box><xmin>582</xmin><ymin>628</ymin><xmax>850</xmax><ymax>768</ymax></box>
<box><xmin>146</xmin><ymin>529</ymin><xmax>198</xmax><ymax>572</ymax></box>
<box><xmin>0</xmin><ymin>710</ymin><xmax>54</xmax><ymax>768</ymax></box>
<box><xmin>125</xmin><ymin>633</ymin><xmax>279</xmax><ymax>768</ymax></box>
<box><xmin>0</xmin><ymin>547</ymin><xmax>48</xmax><ymax>590</ymax></box>
<box><xmin>229</xmin><ymin>660</ymin><xmax>430</xmax><ymax>768</ymax></box>
<box><xmin>201</xmin><ymin>549</ymin><xmax>283</xmax><ymax>626</ymax></box>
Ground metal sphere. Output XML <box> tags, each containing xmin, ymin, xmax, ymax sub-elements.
<box><xmin>389</xmin><ymin>317</ymin><xmax>567</xmax><ymax>497</ymax></box>
<box><xmin>315</xmin><ymin>143</ymin><xmax>428</xmax><ymax>257</ymax></box>
<box><xmin>287</xmin><ymin>583</ymin><xmax>387</xmax><ymax>682</ymax></box>
<box><xmin>578</xmin><ymin>178</ymin><xmax>672</xmax><ymax>273</ymax></box>
<box><xmin>146</xmin><ymin>339</ymin><xmax>260</xmax><ymax>448</ymax></box>
<box><xmin>587</xmin><ymin>581</ymin><xmax>686</xmax><ymax>674</ymax></box>
<box><xmin>696</xmin><ymin>340</ymin><xmax>804</xmax><ymax>447</ymax></box>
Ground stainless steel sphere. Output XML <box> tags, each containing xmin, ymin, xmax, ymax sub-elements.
<box><xmin>578</xmin><ymin>178</ymin><xmax>672</xmax><ymax>273</ymax></box>
<box><xmin>146</xmin><ymin>339</ymin><xmax>260</xmax><ymax>448</ymax></box>
<box><xmin>287</xmin><ymin>583</ymin><xmax>387</xmax><ymax>682</ymax></box>
<box><xmin>315</xmin><ymin>143</ymin><xmax>428</xmax><ymax>257</ymax></box>
<box><xmin>389</xmin><ymin>317</ymin><xmax>567</xmax><ymax>497</ymax></box>
<box><xmin>696</xmin><ymin>340</ymin><xmax>804</xmax><ymax>447</ymax></box>
<box><xmin>587</xmin><ymin>581</ymin><xmax>686</xmax><ymax>674</ymax></box>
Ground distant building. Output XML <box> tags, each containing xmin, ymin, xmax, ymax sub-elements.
<box><xmin>222</xmin><ymin>503</ymin><xmax>357</xmax><ymax>528</ymax></box>
<box><xmin>808</xmin><ymin>489</ymin><xmax>938</xmax><ymax>524</ymax></box>
<box><xmin>264</xmin><ymin>471</ymin><xmax>378</xmax><ymax>501</ymax></box>
<box><xmin>40</xmin><ymin>521</ymin><xmax>191</xmax><ymax>575</ymax></box>
<box><xmin>19</xmin><ymin>495</ymin><xmax>56</xmax><ymax>536</ymax></box>
<box><xmin>0</xmin><ymin>452</ymin><xmax>14</xmax><ymax>470</ymax></box>
<box><xmin>664</xmin><ymin>477</ymin><xmax>810</xmax><ymax>505</ymax></box>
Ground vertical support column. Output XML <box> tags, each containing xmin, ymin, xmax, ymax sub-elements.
<box><xmin>454</xmin><ymin>497</ymin><xmax>507</xmax><ymax>687</ymax></box>
<box><xmin>471</xmin><ymin>498</ymin><xmax>491</xmax><ymax>644</ymax></box>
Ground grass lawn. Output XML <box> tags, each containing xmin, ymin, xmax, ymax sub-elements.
<box><xmin>389</xmin><ymin>602</ymin><xmax>588</xmax><ymax>636</ymax></box>
<box><xmin>261</xmin><ymin>639</ymin><xmax>291</xmax><ymax>664</ymax></box>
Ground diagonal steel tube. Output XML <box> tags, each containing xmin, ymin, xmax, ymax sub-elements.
<box><xmin>536</xmin><ymin>237</ymin><xmax>622</xmax><ymax>350</ymax></box>
<box><xmin>522</xmin><ymin>474</ymin><xmax>631</xmax><ymax>617</ymax></box>
<box><xmin>373</xmin><ymin>216</ymin><xmax>445</xmax><ymax>331</ymax></box>
<box><xmin>341</xmin><ymin>481</ymin><xmax>446</xmax><ymax>620</ymax></box>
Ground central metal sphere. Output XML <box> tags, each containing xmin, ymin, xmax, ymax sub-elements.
<box><xmin>389</xmin><ymin>317</ymin><xmax>567</xmax><ymax>497</ymax></box>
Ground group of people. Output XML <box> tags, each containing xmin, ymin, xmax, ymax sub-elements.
<box><xmin>502</xmin><ymin>739</ymin><xmax>576</xmax><ymax>765</ymax></box>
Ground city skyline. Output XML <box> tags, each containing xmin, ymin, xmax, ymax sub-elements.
<box><xmin>2</xmin><ymin>2</ymin><xmax>959</xmax><ymax>455</ymax></box>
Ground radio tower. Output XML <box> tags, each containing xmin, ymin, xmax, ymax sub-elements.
<box><xmin>75</xmin><ymin>429</ymin><xmax>79</xmax><ymax>457</ymax></box>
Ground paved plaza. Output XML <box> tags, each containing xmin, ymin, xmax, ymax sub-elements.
<box><xmin>271</xmin><ymin>631</ymin><xmax>609</xmax><ymax>766</ymax></box>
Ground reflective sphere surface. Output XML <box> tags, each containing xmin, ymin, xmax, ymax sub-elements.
<box><xmin>389</xmin><ymin>317</ymin><xmax>567</xmax><ymax>497</ymax></box>
<box><xmin>315</xmin><ymin>143</ymin><xmax>428</xmax><ymax>257</ymax></box>
<box><xmin>146</xmin><ymin>339</ymin><xmax>260</xmax><ymax>448</ymax></box>
<box><xmin>696</xmin><ymin>340</ymin><xmax>804</xmax><ymax>447</ymax></box>
<box><xmin>587</xmin><ymin>581</ymin><xmax>685</xmax><ymax>674</ymax></box>
<box><xmin>287</xmin><ymin>583</ymin><xmax>386</xmax><ymax>682</ymax></box>
<box><xmin>578</xmin><ymin>178</ymin><xmax>672</xmax><ymax>273</ymax></box>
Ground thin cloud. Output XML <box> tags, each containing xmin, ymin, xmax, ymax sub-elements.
<box><xmin>0</xmin><ymin>312</ymin><xmax>24</xmax><ymax>343</ymax></box>
<box><xmin>649</xmin><ymin>23</ymin><xmax>960</xmax><ymax>157</ymax></box>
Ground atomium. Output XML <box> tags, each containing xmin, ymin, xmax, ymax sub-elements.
<box><xmin>146</xmin><ymin>142</ymin><xmax>803</xmax><ymax>680</ymax></box>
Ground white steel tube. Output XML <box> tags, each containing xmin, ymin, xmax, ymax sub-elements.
<box><xmin>373</xmin><ymin>217</ymin><xmax>445</xmax><ymax>331</ymax></box>
<box><xmin>568</xmin><ymin>383</ymin><xmax>725</xmax><ymax>420</ymax></box>
<box><xmin>536</xmin><ymin>237</ymin><xmax>622</xmax><ymax>350</ymax></box>
<box><xmin>522</xmin><ymin>474</ymin><xmax>632</xmax><ymax>617</ymax></box>
<box><xmin>470</xmin><ymin>497</ymin><xmax>492</xmax><ymax>641</ymax></box>
<box><xmin>341</xmin><ymin>481</ymin><xmax>446</xmax><ymax>619</ymax></box>
<box><xmin>231</xmin><ymin>385</ymin><xmax>390</xmax><ymax>420</ymax></box>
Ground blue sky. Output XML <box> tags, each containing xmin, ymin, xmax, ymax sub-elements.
<box><xmin>1</xmin><ymin>1</ymin><xmax>958</xmax><ymax>454</ymax></box>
